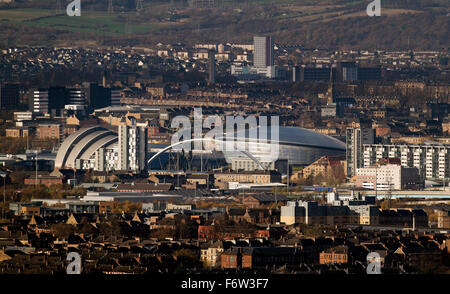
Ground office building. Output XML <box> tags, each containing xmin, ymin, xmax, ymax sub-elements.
<box><xmin>346</xmin><ymin>127</ymin><xmax>375</xmax><ymax>177</ymax></box>
<box><xmin>231</xmin><ymin>65</ymin><xmax>277</xmax><ymax>79</ymax></box>
<box><xmin>230</xmin><ymin>36</ymin><xmax>277</xmax><ymax>79</ymax></box>
<box><xmin>436</xmin><ymin>209</ymin><xmax>450</xmax><ymax>229</ymax></box>
<box><xmin>342</xmin><ymin>65</ymin><xmax>358</xmax><ymax>82</ymax></box>
<box><xmin>213</xmin><ymin>170</ymin><xmax>281</xmax><ymax>189</ymax></box>
<box><xmin>208</xmin><ymin>49</ymin><xmax>215</xmax><ymax>84</ymax></box>
<box><xmin>336</xmin><ymin>62</ymin><xmax>382</xmax><ymax>81</ymax></box>
<box><xmin>14</xmin><ymin>111</ymin><xmax>33</xmax><ymax>122</ymax></box>
<box><xmin>231</xmin><ymin>158</ymin><xmax>274</xmax><ymax>171</ymax></box>
<box><xmin>36</xmin><ymin>124</ymin><xmax>62</xmax><ymax>141</ymax></box>
<box><xmin>111</xmin><ymin>89</ymin><xmax>121</xmax><ymax>106</ymax></box>
<box><xmin>188</xmin><ymin>0</ymin><xmax>219</xmax><ymax>8</ymax></box>
<box><xmin>33</xmin><ymin>89</ymin><xmax>49</xmax><ymax>114</ymax></box>
<box><xmin>88</xmin><ymin>83</ymin><xmax>111</xmax><ymax>110</ymax></box>
<box><xmin>32</xmin><ymin>87</ymin><xmax>74</xmax><ymax>115</ymax></box>
<box><xmin>305</xmin><ymin>67</ymin><xmax>331</xmax><ymax>82</ymax></box>
<box><xmin>355</xmin><ymin>164</ymin><xmax>420</xmax><ymax>190</ymax></box>
<box><xmin>48</xmin><ymin>87</ymin><xmax>69</xmax><ymax>112</ymax></box>
<box><xmin>0</xmin><ymin>83</ymin><xmax>20</xmax><ymax>110</ymax></box>
<box><xmin>253</xmin><ymin>36</ymin><xmax>273</xmax><ymax>68</ymax></box>
<box><xmin>88</xmin><ymin>84</ymin><xmax>121</xmax><ymax>109</ymax></box>
<box><xmin>67</xmin><ymin>88</ymin><xmax>86</xmax><ymax>106</ymax></box>
<box><xmin>358</xmin><ymin>67</ymin><xmax>382</xmax><ymax>80</ymax></box>
<box><xmin>336</xmin><ymin>62</ymin><xmax>358</xmax><ymax>82</ymax></box>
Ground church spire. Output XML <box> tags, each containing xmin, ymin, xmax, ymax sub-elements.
<box><xmin>327</xmin><ymin>66</ymin><xmax>335</xmax><ymax>104</ymax></box>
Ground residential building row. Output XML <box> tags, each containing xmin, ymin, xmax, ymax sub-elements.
<box><xmin>280</xmin><ymin>199</ymin><xmax>428</xmax><ymax>227</ymax></box>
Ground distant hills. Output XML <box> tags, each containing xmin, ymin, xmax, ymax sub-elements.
<box><xmin>0</xmin><ymin>0</ymin><xmax>448</xmax><ymax>49</ymax></box>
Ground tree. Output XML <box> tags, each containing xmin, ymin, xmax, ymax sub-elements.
<box><xmin>51</xmin><ymin>223</ymin><xmax>76</xmax><ymax>238</ymax></box>
<box><xmin>112</xmin><ymin>201</ymin><xmax>142</xmax><ymax>213</ymax></box>
<box><xmin>21</xmin><ymin>185</ymin><xmax>50</xmax><ymax>201</ymax></box>
<box><xmin>380</xmin><ymin>200</ymin><xmax>390</xmax><ymax>210</ymax></box>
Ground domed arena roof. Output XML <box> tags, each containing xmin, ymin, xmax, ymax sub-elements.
<box><xmin>222</xmin><ymin>126</ymin><xmax>345</xmax><ymax>151</ymax></box>
<box><xmin>276</xmin><ymin>126</ymin><xmax>345</xmax><ymax>151</ymax></box>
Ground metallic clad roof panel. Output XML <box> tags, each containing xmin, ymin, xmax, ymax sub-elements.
<box><xmin>79</xmin><ymin>135</ymin><xmax>118</xmax><ymax>160</ymax></box>
<box><xmin>65</xmin><ymin>130</ymin><xmax>114</xmax><ymax>168</ymax></box>
<box><xmin>55</xmin><ymin>126</ymin><xmax>103</xmax><ymax>168</ymax></box>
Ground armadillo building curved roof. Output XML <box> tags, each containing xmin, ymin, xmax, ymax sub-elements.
<box><xmin>55</xmin><ymin>127</ymin><xmax>118</xmax><ymax>169</ymax></box>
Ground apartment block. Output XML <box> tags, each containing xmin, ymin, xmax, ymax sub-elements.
<box><xmin>118</xmin><ymin>118</ymin><xmax>148</xmax><ymax>172</ymax></box>
<box><xmin>280</xmin><ymin>200</ymin><xmax>379</xmax><ymax>226</ymax></box>
<box><xmin>346</xmin><ymin>127</ymin><xmax>375</xmax><ymax>177</ymax></box>
<box><xmin>363</xmin><ymin>144</ymin><xmax>450</xmax><ymax>180</ymax></box>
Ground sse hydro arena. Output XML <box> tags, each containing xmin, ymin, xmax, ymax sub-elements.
<box><xmin>148</xmin><ymin>126</ymin><xmax>346</xmax><ymax>172</ymax></box>
<box><xmin>219</xmin><ymin>126</ymin><xmax>346</xmax><ymax>167</ymax></box>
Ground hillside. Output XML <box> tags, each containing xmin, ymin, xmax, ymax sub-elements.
<box><xmin>0</xmin><ymin>0</ymin><xmax>448</xmax><ymax>49</ymax></box>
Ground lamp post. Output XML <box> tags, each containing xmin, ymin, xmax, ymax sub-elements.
<box><xmin>287</xmin><ymin>155</ymin><xmax>290</xmax><ymax>194</ymax></box>
<box><xmin>0</xmin><ymin>172</ymin><xmax>6</xmax><ymax>220</ymax></box>
<box><xmin>375</xmin><ymin>163</ymin><xmax>378</xmax><ymax>199</ymax></box>
<box><xmin>35</xmin><ymin>152</ymin><xmax>38</xmax><ymax>187</ymax></box>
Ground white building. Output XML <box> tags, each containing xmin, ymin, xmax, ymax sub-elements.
<box><xmin>14</xmin><ymin>111</ymin><xmax>33</xmax><ymax>122</ymax></box>
<box><xmin>346</xmin><ymin>127</ymin><xmax>375</xmax><ymax>177</ymax></box>
<box><xmin>118</xmin><ymin>118</ymin><xmax>147</xmax><ymax>172</ymax></box>
<box><xmin>68</xmin><ymin>88</ymin><xmax>86</xmax><ymax>106</ymax></box>
<box><xmin>231</xmin><ymin>158</ymin><xmax>274</xmax><ymax>171</ymax></box>
<box><xmin>363</xmin><ymin>144</ymin><xmax>450</xmax><ymax>181</ymax></box>
<box><xmin>33</xmin><ymin>90</ymin><xmax>49</xmax><ymax>114</ymax></box>
<box><xmin>111</xmin><ymin>90</ymin><xmax>121</xmax><ymax>106</ymax></box>
<box><xmin>355</xmin><ymin>164</ymin><xmax>420</xmax><ymax>190</ymax></box>
<box><xmin>253</xmin><ymin>36</ymin><xmax>273</xmax><ymax>68</ymax></box>
<box><xmin>231</xmin><ymin>65</ymin><xmax>277</xmax><ymax>79</ymax></box>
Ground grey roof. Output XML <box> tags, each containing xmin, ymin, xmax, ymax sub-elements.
<box><xmin>276</xmin><ymin>127</ymin><xmax>345</xmax><ymax>150</ymax></box>
<box><xmin>79</xmin><ymin>135</ymin><xmax>118</xmax><ymax>160</ymax></box>
<box><xmin>249</xmin><ymin>194</ymin><xmax>288</xmax><ymax>202</ymax></box>
<box><xmin>65</xmin><ymin>130</ymin><xmax>114</xmax><ymax>168</ymax></box>
<box><xmin>221</xmin><ymin>126</ymin><xmax>345</xmax><ymax>151</ymax></box>
<box><xmin>254</xmin><ymin>126</ymin><xmax>345</xmax><ymax>150</ymax></box>
<box><xmin>55</xmin><ymin>126</ymin><xmax>104</xmax><ymax>168</ymax></box>
<box><xmin>55</xmin><ymin>127</ymin><xmax>117</xmax><ymax>168</ymax></box>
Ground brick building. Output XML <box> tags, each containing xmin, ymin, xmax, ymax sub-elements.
<box><xmin>221</xmin><ymin>247</ymin><xmax>302</xmax><ymax>269</ymax></box>
<box><xmin>214</xmin><ymin>171</ymin><xmax>281</xmax><ymax>189</ymax></box>
<box><xmin>320</xmin><ymin>245</ymin><xmax>349</xmax><ymax>265</ymax></box>
<box><xmin>36</xmin><ymin>124</ymin><xmax>61</xmax><ymax>141</ymax></box>
<box><xmin>436</xmin><ymin>209</ymin><xmax>450</xmax><ymax>229</ymax></box>
<box><xmin>242</xmin><ymin>194</ymin><xmax>288</xmax><ymax>208</ymax></box>
<box><xmin>24</xmin><ymin>176</ymin><xmax>62</xmax><ymax>187</ymax></box>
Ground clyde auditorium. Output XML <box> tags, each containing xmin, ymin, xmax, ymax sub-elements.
<box><xmin>55</xmin><ymin>126</ymin><xmax>119</xmax><ymax>170</ymax></box>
